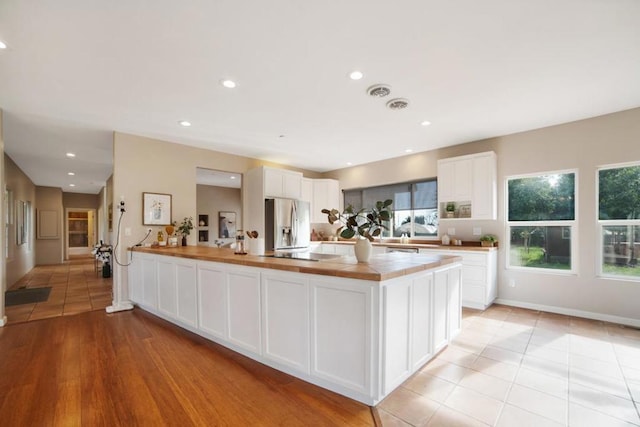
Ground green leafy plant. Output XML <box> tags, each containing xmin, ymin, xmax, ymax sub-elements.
<box><xmin>446</xmin><ymin>202</ymin><xmax>456</xmax><ymax>212</ymax></box>
<box><xmin>321</xmin><ymin>199</ymin><xmax>393</xmax><ymax>242</ymax></box>
<box><xmin>175</xmin><ymin>216</ymin><xmax>194</xmax><ymax>236</ymax></box>
<box><xmin>479</xmin><ymin>234</ymin><xmax>497</xmax><ymax>243</ymax></box>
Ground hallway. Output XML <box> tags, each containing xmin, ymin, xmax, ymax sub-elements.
<box><xmin>5</xmin><ymin>257</ymin><xmax>112</xmax><ymax>323</ymax></box>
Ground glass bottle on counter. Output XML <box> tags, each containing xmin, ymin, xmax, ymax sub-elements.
<box><xmin>235</xmin><ymin>230</ymin><xmax>246</xmax><ymax>254</ymax></box>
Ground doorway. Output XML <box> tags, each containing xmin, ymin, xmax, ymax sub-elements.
<box><xmin>66</xmin><ymin>209</ymin><xmax>97</xmax><ymax>257</ymax></box>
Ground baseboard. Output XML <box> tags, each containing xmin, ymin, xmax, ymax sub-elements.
<box><xmin>0</xmin><ymin>316</ymin><xmax>6</xmax><ymax>327</ymax></box>
<box><xmin>106</xmin><ymin>301</ymin><xmax>134</xmax><ymax>313</ymax></box>
<box><xmin>495</xmin><ymin>298</ymin><xmax>640</xmax><ymax>328</ymax></box>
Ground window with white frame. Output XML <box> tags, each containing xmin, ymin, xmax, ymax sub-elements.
<box><xmin>598</xmin><ymin>163</ymin><xmax>640</xmax><ymax>280</ymax></box>
<box><xmin>343</xmin><ymin>179</ymin><xmax>438</xmax><ymax>238</ymax></box>
<box><xmin>506</xmin><ymin>171</ymin><xmax>576</xmax><ymax>272</ymax></box>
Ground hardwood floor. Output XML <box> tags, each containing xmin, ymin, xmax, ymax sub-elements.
<box><xmin>0</xmin><ymin>308</ymin><xmax>376</xmax><ymax>426</ymax></box>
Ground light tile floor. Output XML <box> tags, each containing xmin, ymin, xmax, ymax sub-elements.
<box><xmin>5</xmin><ymin>257</ymin><xmax>112</xmax><ymax>324</ymax></box>
<box><xmin>379</xmin><ymin>305</ymin><xmax>640</xmax><ymax>426</ymax></box>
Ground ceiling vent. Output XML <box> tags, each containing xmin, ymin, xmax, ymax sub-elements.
<box><xmin>367</xmin><ymin>84</ymin><xmax>391</xmax><ymax>98</ymax></box>
<box><xmin>386</xmin><ymin>98</ymin><xmax>409</xmax><ymax>110</ymax></box>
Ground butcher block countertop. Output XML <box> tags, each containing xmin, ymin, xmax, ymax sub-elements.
<box><xmin>319</xmin><ymin>240</ymin><xmax>498</xmax><ymax>252</ymax></box>
<box><xmin>129</xmin><ymin>246</ymin><xmax>461</xmax><ymax>282</ymax></box>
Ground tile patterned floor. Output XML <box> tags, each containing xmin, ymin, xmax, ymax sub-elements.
<box><xmin>379</xmin><ymin>305</ymin><xmax>640</xmax><ymax>426</ymax></box>
<box><xmin>5</xmin><ymin>257</ymin><xmax>113</xmax><ymax>324</ymax></box>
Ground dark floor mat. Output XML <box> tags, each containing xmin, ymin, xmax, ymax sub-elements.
<box><xmin>5</xmin><ymin>287</ymin><xmax>52</xmax><ymax>307</ymax></box>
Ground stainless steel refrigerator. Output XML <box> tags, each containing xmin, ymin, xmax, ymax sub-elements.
<box><xmin>265</xmin><ymin>198</ymin><xmax>311</xmax><ymax>250</ymax></box>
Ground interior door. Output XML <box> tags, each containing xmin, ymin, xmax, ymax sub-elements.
<box><xmin>67</xmin><ymin>209</ymin><xmax>96</xmax><ymax>256</ymax></box>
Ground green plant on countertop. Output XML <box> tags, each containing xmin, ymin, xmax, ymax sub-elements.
<box><xmin>321</xmin><ymin>199</ymin><xmax>393</xmax><ymax>242</ymax></box>
<box><xmin>445</xmin><ymin>202</ymin><xmax>456</xmax><ymax>212</ymax></box>
<box><xmin>480</xmin><ymin>234</ymin><xmax>498</xmax><ymax>247</ymax></box>
<box><xmin>175</xmin><ymin>216</ymin><xmax>194</xmax><ymax>236</ymax></box>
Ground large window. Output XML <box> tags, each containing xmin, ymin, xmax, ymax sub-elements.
<box><xmin>506</xmin><ymin>171</ymin><xmax>576</xmax><ymax>272</ymax></box>
<box><xmin>343</xmin><ymin>179</ymin><xmax>438</xmax><ymax>238</ymax></box>
<box><xmin>598</xmin><ymin>163</ymin><xmax>640</xmax><ymax>280</ymax></box>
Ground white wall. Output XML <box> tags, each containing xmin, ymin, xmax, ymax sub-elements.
<box><xmin>326</xmin><ymin>108</ymin><xmax>640</xmax><ymax>324</ymax></box>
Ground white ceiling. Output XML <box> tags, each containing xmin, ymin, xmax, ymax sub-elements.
<box><xmin>1</xmin><ymin>0</ymin><xmax>639</xmax><ymax>194</ymax></box>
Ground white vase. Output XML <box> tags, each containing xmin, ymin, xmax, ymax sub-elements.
<box><xmin>354</xmin><ymin>237</ymin><xmax>372</xmax><ymax>263</ymax></box>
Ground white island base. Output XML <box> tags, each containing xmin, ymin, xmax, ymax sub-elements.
<box><xmin>128</xmin><ymin>249</ymin><xmax>462</xmax><ymax>406</ymax></box>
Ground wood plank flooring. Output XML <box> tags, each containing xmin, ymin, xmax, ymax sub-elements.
<box><xmin>0</xmin><ymin>308</ymin><xmax>376</xmax><ymax>426</ymax></box>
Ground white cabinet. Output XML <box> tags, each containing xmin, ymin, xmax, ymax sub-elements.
<box><xmin>157</xmin><ymin>258</ymin><xmax>177</xmax><ymax>318</ymax></box>
<box><xmin>261</xmin><ymin>273</ymin><xmax>310</xmax><ymax>373</ymax></box>
<box><xmin>310</xmin><ymin>279</ymin><xmax>372</xmax><ymax>396</ymax></box>
<box><xmin>264</xmin><ymin>167</ymin><xmax>302</xmax><ymax>199</ymax></box>
<box><xmin>420</xmin><ymin>249</ymin><xmax>497</xmax><ymax>310</ymax></box>
<box><xmin>227</xmin><ymin>267</ymin><xmax>262</xmax><ymax>354</ymax></box>
<box><xmin>197</xmin><ymin>262</ymin><xmax>227</xmax><ymax>339</ymax></box>
<box><xmin>311</xmin><ymin>179</ymin><xmax>340</xmax><ymax>223</ymax></box>
<box><xmin>320</xmin><ymin>243</ymin><xmax>354</xmax><ymax>256</ymax></box>
<box><xmin>433</xmin><ymin>265</ymin><xmax>462</xmax><ymax>353</ymax></box>
<box><xmin>411</xmin><ymin>273</ymin><xmax>433</xmax><ymax>371</ymax></box>
<box><xmin>383</xmin><ymin>280</ymin><xmax>412</xmax><ymax>394</ymax></box>
<box><xmin>244</xmin><ymin>166</ymin><xmax>303</xmax><ymax>244</ymax></box>
<box><xmin>301</xmin><ymin>178</ymin><xmax>313</xmax><ymax>203</ymax></box>
<box><xmin>175</xmin><ymin>260</ymin><xmax>198</xmax><ymax>327</ymax></box>
<box><xmin>438</xmin><ymin>151</ymin><xmax>496</xmax><ymax>219</ymax></box>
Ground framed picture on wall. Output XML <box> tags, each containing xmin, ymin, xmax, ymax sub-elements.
<box><xmin>143</xmin><ymin>192</ymin><xmax>172</xmax><ymax>225</ymax></box>
<box><xmin>218</xmin><ymin>211</ymin><xmax>236</xmax><ymax>238</ymax></box>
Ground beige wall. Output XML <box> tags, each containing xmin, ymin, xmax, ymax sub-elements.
<box><xmin>4</xmin><ymin>155</ymin><xmax>37</xmax><ymax>287</ymax></box>
<box><xmin>35</xmin><ymin>186</ymin><xmax>64</xmax><ymax>265</ymax></box>
<box><xmin>63</xmin><ymin>192</ymin><xmax>99</xmax><ymax>209</ymax></box>
<box><xmin>196</xmin><ymin>184</ymin><xmax>242</xmax><ymax>245</ymax></box>
<box><xmin>112</xmin><ymin>132</ymin><xmax>320</xmax><ymax>301</ymax></box>
<box><xmin>325</xmin><ymin>107</ymin><xmax>640</xmax><ymax>323</ymax></box>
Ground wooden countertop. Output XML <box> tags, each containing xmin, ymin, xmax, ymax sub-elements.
<box><xmin>129</xmin><ymin>246</ymin><xmax>461</xmax><ymax>282</ymax></box>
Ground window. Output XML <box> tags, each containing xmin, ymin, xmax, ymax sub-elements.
<box><xmin>343</xmin><ymin>179</ymin><xmax>438</xmax><ymax>238</ymax></box>
<box><xmin>506</xmin><ymin>171</ymin><xmax>577</xmax><ymax>272</ymax></box>
<box><xmin>598</xmin><ymin>163</ymin><xmax>640</xmax><ymax>280</ymax></box>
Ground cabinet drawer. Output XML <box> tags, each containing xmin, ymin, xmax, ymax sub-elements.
<box><xmin>462</xmin><ymin>265</ymin><xmax>486</xmax><ymax>284</ymax></box>
<box><xmin>461</xmin><ymin>253</ymin><xmax>487</xmax><ymax>265</ymax></box>
<box><xmin>462</xmin><ymin>283</ymin><xmax>485</xmax><ymax>304</ymax></box>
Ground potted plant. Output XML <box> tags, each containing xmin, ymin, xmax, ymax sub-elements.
<box><xmin>445</xmin><ymin>202</ymin><xmax>456</xmax><ymax>218</ymax></box>
<box><xmin>480</xmin><ymin>234</ymin><xmax>497</xmax><ymax>247</ymax></box>
<box><xmin>175</xmin><ymin>216</ymin><xmax>194</xmax><ymax>246</ymax></box>
<box><xmin>322</xmin><ymin>199</ymin><xmax>393</xmax><ymax>263</ymax></box>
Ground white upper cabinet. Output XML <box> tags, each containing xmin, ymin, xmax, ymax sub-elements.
<box><xmin>437</xmin><ymin>151</ymin><xmax>497</xmax><ymax>220</ymax></box>
<box><xmin>311</xmin><ymin>179</ymin><xmax>340</xmax><ymax>223</ymax></box>
<box><xmin>264</xmin><ymin>167</ymin><xmax>302</xmax><ymax>199</ymax></box>
<box><xmin>301</xmin><ymin>178</ymin><xmax>313</xmax><ymax>203</ymax></box>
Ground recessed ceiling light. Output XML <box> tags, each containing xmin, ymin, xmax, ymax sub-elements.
<box><xmin>346</xmin><ymin>162</ymin><xmax>353</xmax><ymax>166</ymax></box>
<box><xmin>66</xmin><ymin>152</ymin><xmax>76</xmax><ymax>158</ymax></box>
<box><xmin>68</xmin><ymin>172</ymin><xmax>75</xmax><ymax>176</ymax></box>
<box><xmin>349</xmin><ymin>71</ymin><xmax>364</xmax><ymax>80</ymax></box>
<box><xmin>420</xmin><ymin>120</ymin><xmax>431</xmax><ymax>127</ymax></box>
<box><xmin>178</xmin><ymin>120</ymin><xmax>191</xmax><ymax>127</ymax></box>
<box><xmin>0</xmin><ymin>41</ymin><xmax>6</xmax><ymax>49</ymax></box>
<box><xmin>69</xmin><ymin>184</ymin><xmax>76</xmax><ymax>187</ymax></box>
<box><xmin>405</xmin><ymin>149</ymin><xmax>413</xmax><ymax>153</ymax></box>
<box><xmin>221</xmin><ymin>79</ymin><xmax>237</xmax><ymax>89</ymax></box>
<box><xmin>230</xmin><ymin>176</ymin><xmax>236</xmax><ymax>180</ymax></box>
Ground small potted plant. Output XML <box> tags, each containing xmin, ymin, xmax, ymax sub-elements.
<box><xmin>322</xmin><ymin>200</ymin><xmax>393</xmax><ymax>263</ymax></box>
<box><xmin>480</xmin><ymin>234</ymin><xmax>498</xmax><ymax>247</ymax></box>
<box><xmin>445</xmin><ymin>202</ymin><xmax>456</xmax><ymax>218</ymax></box>
<box><xmin>175</xmin><ymin>217</ymin><xmax>194</xmax><ymax>246</ymax></box>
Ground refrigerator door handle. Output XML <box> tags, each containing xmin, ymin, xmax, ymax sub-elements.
<box><xmin>291</xmin><ymin>201</ymin><xmax>298</xmax><ymax>246</ymax></box>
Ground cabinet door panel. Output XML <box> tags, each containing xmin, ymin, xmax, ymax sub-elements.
<box><xmin>383</xmin><ymin>281</ymin><xmax>412</xmax><ymax>394</ymax></box>
<box><xmin>157</xmin><ymin>260</ymin><xmax>177</xmax><ymax>318</ymax></box>
<box><xmin>411</xmin><ymin>274</ymin><xmax>433</xmax><ymax>370</ymax></box>
<box><xmin>448</xmin><ymin>268</ymin><xmax>462</xmax><ymax>338</ymax></box>
<box><xmin>262</xmin><ymin>275</ymin><xmax>309</xmax><ymax>372</ymax></box>
<box><xmin>176</xmin><ymin>262</ymin><xmax>197</xmax><ymax>327</ymax></box>
<box><xmin>462</xmin><ymin>265</ymin><xmax>487</xmax><ymax>284</ymax></box>
<box><xmin>227</xmin><ymin>270</ymin><xmax>261</xmax><ymax>353</ymax></box>
<box><xmin>433</xmin><ymin>270</ymin><xmax>448</xmax><ymax>352</ymax></box>
<box><xmin>453</xmin><ymin>159</ymin><xmax>473</xmax><ymax>200</ymax></box>
<box><xmin>311</xmin><ymin>282</ymin><xmax>370</xmax><ymax>394</ymax></box>
<box><xmin>282</xmin><ymin>171</ymin><xmax>302</xmax><ymax>199</ymax></box>
<box><xmin>141</xmin><ymin>256</ymin><xmax>158</xmax><ymax>309</ymax></box>
<box><xmin>264</xmin><ymin>168</ymin><xmax>283</xmax><ymax>197</ymax></box>
<box><xmin>198</xmin><ymin>264</ymin><xmax>227</xmax><ymax>338</ymax></box>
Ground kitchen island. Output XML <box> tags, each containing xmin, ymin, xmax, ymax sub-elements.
<box><xmin>127</xmin><ymin>246</ymin><xmax>462</xmax><ymax>405</ymax></box>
